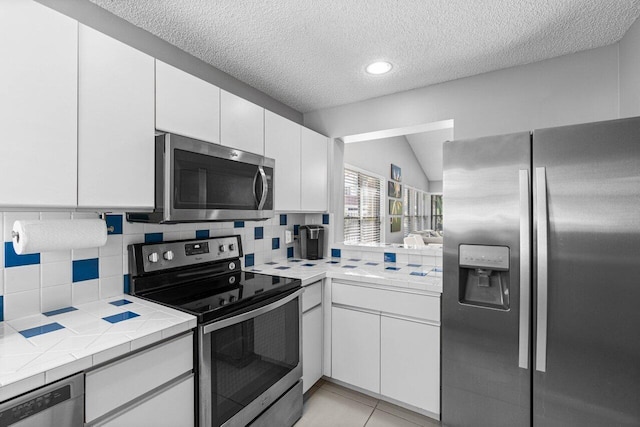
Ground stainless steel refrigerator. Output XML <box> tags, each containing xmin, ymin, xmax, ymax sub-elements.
<box><xmin>442</xmin><ymin>116</ymin><xmax>640</xmax><ymax>426</ymax></box>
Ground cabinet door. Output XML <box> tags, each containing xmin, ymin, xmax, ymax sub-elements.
<box><xmin>78</xmin><ymin>25</ymin><xmax>155</xmax><ymax>209</ymax></box>
<box><xmin>331</xmin><ymin>306</ymin><xmax>380</xmax><ymax>393</ymax></box>
<box><xmin>265</xmin><ymin>111</ymin><xmax>301</xmax><ymax>211</ymax></box>
<box><xmin>303</xmin><ymin>304</ymin><xmax>323</xmax><ymax>393</ymax></box>
<box><xmin>98</xmin><ymin>374</ymin><xmax>194</xmax><ymax>427</ymax></box>
<box><xmin>0</xmin><ymin>0</ymin><xmax>78</xmax><ymax>207</ymax></box>
<box><xmin>156</xmin><ymin>60</ymin><xmax>220</xmax><ymax>144</ymax></box>
<box><xmin>381</xmin><ymin>316</ymin><xmax>440</xmax><ymax>414</ymax></box>
<box><xmin>220</xmin><ymin>90</ymin><xmax>264</xmax><ymax>155</ymax></box>
<box><xmin>300</xmin><ymin>128</ymin><xmax>328</xmax><ymax>211</ymax></box>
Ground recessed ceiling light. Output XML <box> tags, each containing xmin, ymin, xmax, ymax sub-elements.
<box><xmin>366</xmin><ymin>61</ymin><xmax>393</xmax><ymax>75</ymax></box>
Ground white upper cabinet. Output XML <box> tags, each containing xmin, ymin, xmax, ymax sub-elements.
<box><xmin>300</xmin><ymin>127</ymin><xmax>328</xmax><ymax>211</ymax></box>
<box><xmin>220</xmin><ymin>90</ymin><xmax>264</xmax><ymax>155</ymax></box>
<box><xmin>0</xmin><ymin>0</ymin><xmax>78</xmax><ymax>208</ymax></box>
<box><xmin>156</xmin><ymin>60</ymin><xmax>220</xmax><ymax>144</ymax></box>
<box><xmin>78</xmin><ymin>25</ymin><xmax>155</xmax><ymax>209</ymax></box>
<box><xmin>265</xmin><ymin>111</ymin><xmax>301</xmax><ymax>211</ymax></box>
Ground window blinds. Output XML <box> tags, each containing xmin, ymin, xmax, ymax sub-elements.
<box><xmin>344</xmin><ymin>168</ymin><xmax>381</xmax><ymax>243</ymax></box>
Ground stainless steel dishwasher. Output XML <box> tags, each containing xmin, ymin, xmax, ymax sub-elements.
<box><xmin>0</xmin><ymin>373</ymin><xmax>84</xmax><ymax>427</ymax></box>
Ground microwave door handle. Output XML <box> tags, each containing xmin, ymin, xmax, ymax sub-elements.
<box><xmin>252</xmin><ymin>168</ymin><xmax>261</xmax><ymax>207</ymax></box>
<box><xmin>257</xmin><ymin>166</ymin><xmax>268</xmax><ymax>210</ymax></box>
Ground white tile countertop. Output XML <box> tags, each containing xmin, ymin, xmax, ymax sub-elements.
<box><xmin>247</xmin><ymin>257</ymin><xmax>442</xmax><ymax>294</ymax></box>
<box><xmin>0</xmin><ymin>296</ymin><xmax>196</xmax><ymax>402</ymax></box>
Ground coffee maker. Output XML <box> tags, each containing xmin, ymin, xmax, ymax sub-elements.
<box><xmin>300</xmin><ymin>225</ymin><xmax>325</xmax><ymax>260</ymax></box>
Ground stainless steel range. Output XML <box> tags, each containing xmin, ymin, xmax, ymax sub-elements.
<box><xmin>128</xmin><ymin>235</ymin><xmax>303</xmax><ymax>427</ymax></box>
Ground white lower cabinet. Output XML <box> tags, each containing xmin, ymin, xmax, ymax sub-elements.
<box><xmin>302</xmin><ymin>280</ymin><xmax>323</xmax><ymax>393</ymax></box>
<box><xmin>380</xmin><ymin>316</ymin><xmax>440</xmax><ymax>414</ymax></box>
<box><xmin>96</xmin><ymin>374</ymin><xmax>194</xmax><ymax>427</ymax></box>
<box><xmin>331</xmin><ymin>306</ymin><xmax>380</xmax><ymax>394</ymax></box>
<box><xmin>85</xmin><ymin>333</ymin><xmax>194</xmax><ymax>426</ymax></box>
<box><xmin>331</xmin><ymin>281</ymin><xmax>440</xmax><ymax>416</ymax></box>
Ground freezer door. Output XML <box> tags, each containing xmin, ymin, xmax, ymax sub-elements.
<box><xmin>442</xmin><ymin>132</ymin><xmax>531</xmax><ymax>427</ymax></box>
<box><xmin>532</xmin><ymin>116</ymin><xmax>640</xmax><ymax>426</ymax></box>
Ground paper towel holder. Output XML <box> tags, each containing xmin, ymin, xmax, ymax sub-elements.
<box><xmin>11</xmin><ymin>214</ymin><xmax>113</xmax><ymax>242</ymax></box>
<box><xmin>11</xmin><ymin>230</ymin><xmax>20</xmax><ymax>243</ymax></box>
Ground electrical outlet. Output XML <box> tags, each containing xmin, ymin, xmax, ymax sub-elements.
<box><xmin>285</xmin><ymin>230</ymin><xmax>293</xmax><ymax>244</ymax></box>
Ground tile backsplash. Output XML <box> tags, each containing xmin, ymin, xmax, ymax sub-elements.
<box><xmin>0</xmin><ymin>211</ymin><xmax>327</xmax><ymax>322</ymax></box>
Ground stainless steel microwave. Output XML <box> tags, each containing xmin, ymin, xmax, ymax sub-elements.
<box><xmin>127</xmin><ymin>133</ymin><xmax>274</xmax><ymax>223</ymax></box>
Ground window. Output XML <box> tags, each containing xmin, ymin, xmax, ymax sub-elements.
<box><xmin>431</xmin><ymin>194</ymin><xmax>443</xmax><ymax>232</ymax></box>
<box><xmin>344</xmin><ymin>167</ymin><xmax>382</xmax><ymax>243</ymax></box>
<box><xmin>403</xmin><ymin>187</ymin><xmax>430</xmax><ymax>237</ymax></box>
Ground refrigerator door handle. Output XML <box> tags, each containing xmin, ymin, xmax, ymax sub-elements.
<box><xmin>535</xmin><ymin>166</ymin><xmax>549</xmax><ymax>372</ymax></box>
<box><xmin>518</xmin><ymin>169</ymin><xmax>531</xmax><ymax>369</ymax></box>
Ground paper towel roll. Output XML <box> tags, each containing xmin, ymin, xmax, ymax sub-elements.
<box><xmin>12</xmin><ymin>219</ymin><xmax>108</xmax><ymax>255</ymax></box>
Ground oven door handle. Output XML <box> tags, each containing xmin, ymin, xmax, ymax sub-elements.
<box><xmin>203</xmin><ymin>288</ymin><xmax>303</xmax><ymax>334</ymax></box>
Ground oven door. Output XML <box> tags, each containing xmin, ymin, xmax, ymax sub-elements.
<box><xmin>165</xmin><ymin>133</ymin><xmax>274</xmax><ymax>222</ymax></box>
<box><xmin>199</xmin><ymin>289</ymin><xmax>303</xmax><ymax>427</ymax></box>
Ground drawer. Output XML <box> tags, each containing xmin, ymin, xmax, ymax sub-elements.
<box><xmin>332</xmin><ymin>281</ymin><xmax>440</xmax><ymax>323</ymax></box>
<box><xmin>85</xmin><ymin>333</ymin><xmax>193</xmax><ymax>423</ymax></box>
<box><xmin>302</xmin><ymin>280</ymin><xmax>322</xmax><ymax>312</ymax></box>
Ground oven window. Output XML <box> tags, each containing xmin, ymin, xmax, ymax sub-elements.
<box><xmin>210</xmin><ymin>298</ymin><xmax>299</xmax><ymax>426</ymax></box>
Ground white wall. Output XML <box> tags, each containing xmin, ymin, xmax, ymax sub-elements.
<box><xmin>304</xmin><ymin>44</ymin><xmax>619</xmax><ymax>141</ymax></box>
<box><xmin>620</xmin><ymin>18</ymin><xmax>640</xmax><ymax>117</ymax></box>
<box><xmin>345</xmin><ymin>136</ymin><xmax>430</xmax><ymax>192</ymax></box>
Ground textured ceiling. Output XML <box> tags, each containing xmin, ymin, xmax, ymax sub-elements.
<box><xmin>89</xmin><ymin>0</ymin><xmax>640</xmax><ymax>113</ymax></box>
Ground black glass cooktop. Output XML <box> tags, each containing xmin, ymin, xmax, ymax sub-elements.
<box><xmin>135</xmin><ymin>270</ymin><xmax>301</xmax><ymax>324</ymax></box>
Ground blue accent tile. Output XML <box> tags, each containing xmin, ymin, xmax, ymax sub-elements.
<box><xmin>105</xmin><ymin>214</ymin><xmax>123</xmax><ymax>235</ymax></box>
<box><xmin>110</xmin><ymin>299</ymin><xmax>132</xmax><ymax>307</ymax></box>
<box><xmin>327</xmin><ymin>260</ymin><xmax>339</xmax><ymax>264</ymax></box>
<box><xmin>322</xmin><ymin>214</ymin><xmax>330</xmax><ymax>225</ymax></box>
<box><xmin>275</xmin><ymin>266</ymin><xmax>291</xmax><ymax>270</ymax></box>
<box><xmin>280</xmin><ymin>214</ymin><xmax>287</xmax><ymax>226</ymax></box>
<box><xmin>72</xmin><ymin>258</ymin><xmax>99</xmax><ymax>283</ymax></box>
<box><xmin>265</xmin><ymin>261</ymin><xmax>278</xmax><ymax>265</ymax></box>
<box><xmin>0</xmin><ymin>296</ymin><xmax>3</xmax><ymax>322</ymax></box>
<box><xmin>19</xmin><ymin>322</ymin><xmax>64</xmax><ymax>338</ymax></box>
<box><xmin>432</xmin><ymin>267</ymin><xmax>443</xmax><ymax>272</ymax></box>
<box><xmin>407</xmin><ymin>263</ymin><xmax>422</xmax><ymax>267</ymax></box>
<box><xmin>234</xmin><ymin>221</ymin><xmax>245</xmax><ymax>228</ymax></box>
<box><xmin>254</xmin><ymin>227</ymin><xmax>264</xmax><ymax>240</ymax></box>
<box><xmin>302</xmin><ymin>263</ymin><xmax>316</xmax><ymax>267</ymax></box>
<box><xmin>342</xmin><ymin>265</ymin><xmax>357</xmax><ymax>269</ymax></box>
<box><xmin>289</xmin><ymin>259</ymin><xmax>301</xmax><ymax>262</ymax></box>
<box><xmin>123</xmin><ymin>274</ymin><xmax>131</xmax><ymax>294</ymax></box>
<box><xmin>331</xmin><ymin>248</ymin><xmax>341</xmax><ymax>258</ymax></box>
<box><xmin>384</xmin><ymin>252</ymin><xmax>396</xmax><ymax>263</ymax></box>
<box><xmin>43</xmin><ymin>306</ymin><xmax>77</xmax><ymax>317</ymax></box>
<box><xmin>348</xmin><ymin>258</ymin><xmax>361</xmax><ymax>262</ymax></box>
<box><xmin>293</xmin><ymin>225</ymin><xmax>300</xmax><ymax>236</ymax></box>
<box><xmin>272</xmin><ymin>237</ymin><xmax>280</xmax><ymax>250</ymax></box>
<box><xmin>410</xmin><ymin>271</ymin><xmax>428</xmax><ymax>277</ymax></box>
<box><xmin>287</xmin><ymin>247</ymin><xmax>294</xmax><ymax>258</ymax></box>
<box><xmin>103</xmin><ymin>311</ymin><xmax>140</xmax><ymax>324</ymax></box>
<box><xmin>386</xmin><ymin>266</ymin><xmax>401</xmax><ymax>271</ymax></box>
<box><xmin>4</xmin><ymin>242</ymin><xmax>40</xmax><ymax>268</ymax></box>
<box><xmin>196</xmin><ymin>229</ymin><xmax>210</xmax><ymax>239</ymax></box>
<box><xmin>365</xmin><ymin>262</ymin><xmax>379</xmax><ymax>266</ymax></box>
<box><xmin>245</xmin><ymin>253</ymin><xmax>255</xmax><ymax>267</ymax></box>
<box><xmin>145</xmin><ymin>232</ymin><xmax>163</xmax><ymax>243</ymax></box>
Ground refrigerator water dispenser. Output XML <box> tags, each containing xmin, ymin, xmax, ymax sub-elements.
<box><xmin>458</xmin><ymin>245</ymin><xmax>510</xmax><ymax>310</ymax></box>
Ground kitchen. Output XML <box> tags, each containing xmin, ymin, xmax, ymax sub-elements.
<box><xmin>1</xmin><ymin>1</ymin><xmax>639</xmax><ymax>426</ymax></box>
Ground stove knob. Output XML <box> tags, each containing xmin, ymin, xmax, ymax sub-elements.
<box><xmin>229</xmin><ymin>276</ymin><xmax>236</xmax><ymax>284</ymax></box>
<box><xmin>219</xmin><ymin>244</ymin><xmax>226</xmax><ymax>253</ymax></box>
<box><xmin>148</xmin><ymin>252</ymin><xmax>159</xmax><ymax>263</ymax></box>
<box><xmin>229</xmin><ymin>295</ymin><xmax>236</xmax><ymax>302</ymax></box>
<box><xmin>229</xmin><ymin>262</ymin><xmax>236</xmax><ymax>270</ymax></box>
<box><xmin>163</xmin><ymin>250</ymin><xmax>174</xmax><ymax>261</ymax></box>
<box><xmin>229</xmin><ymin>243</ymin><xmax>235</xmax><ymax>251</ymax></box>
<box><xmin>219</xmin><ymin>298</ymin><xmax>227</xmax><ymax>306</ymax></box>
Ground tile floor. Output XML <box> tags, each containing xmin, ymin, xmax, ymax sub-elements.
<box><xmin>295</xmin><ymin>380</ymin><xmax>441</xmax><ymax>427</ymax></box>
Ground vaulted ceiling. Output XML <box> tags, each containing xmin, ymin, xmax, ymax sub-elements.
<box><xmin>89</xmin><ymin>0</ymin><xmax>640</xmax><ymax>113</ymax></box>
